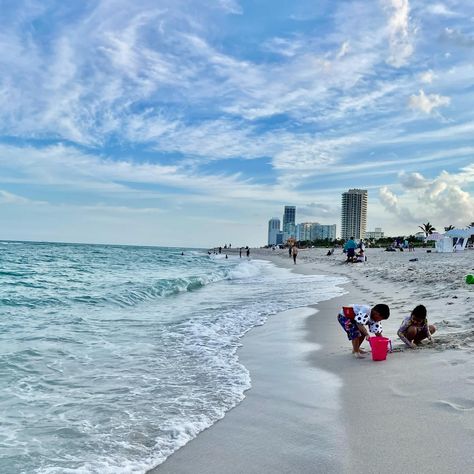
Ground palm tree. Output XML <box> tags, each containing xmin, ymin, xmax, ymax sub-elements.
<box><xmin>468</xmin><ymin>222</ymin><xmax>474</xmax><ymax>228</ymax></box>
<box><xmin>444</xmin><ymin>225</ymin><xmax>455</xmax><ymax>232</ymax></box>
<box><xmin>418</xmin><ymin>222</ymin><xmax>436</xmax><ymax>238</ymax></box>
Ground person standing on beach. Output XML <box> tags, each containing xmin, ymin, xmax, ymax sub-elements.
<box><xmin>246</xmin><ymin>248</ymin><xmax>250</xmax><ymax>257</ymax></box>
<box><xmin>344</xmin><ymin>237</ymin><xmax>357</xmax><ymax>263</ymax></box>
<box><xmin>239</xmin><ymin>247</ymin><xmax>242</xmax><ymax>258</ymax></box>
<box><xmin>337</xmin><ymin>304</ymin><xmax>390</xmax><ymax>358</ymax></box>
<box><xmin>291</xmin><ymin>245</ymin><xmax>298</xmax><ymax>264</ymax></box>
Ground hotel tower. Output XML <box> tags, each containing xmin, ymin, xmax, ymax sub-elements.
<box><xmin>341</xmin><ymin>189</ymin><xmax>367</xmax><ymax>240</ymax></box>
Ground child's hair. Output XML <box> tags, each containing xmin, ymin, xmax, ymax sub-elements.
<box><xmin>411</xmin><ymin>304</ymin><xmax>427</xmax><ymax>321</ymax></box>
<box><xmin>373</xmin><ymin>303</ymin><xmax>390</xmax><ymax>320</ymax></box>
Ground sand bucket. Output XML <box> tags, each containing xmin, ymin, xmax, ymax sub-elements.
<box><xmin>369</xmin><ymin>336</ymin><xmax>392</xmax><ymax>361</ymax></box>
<box><xmin>466</xmin><ymin>274</ymin><xmax>474</xmax><ymax>284</ymax></box>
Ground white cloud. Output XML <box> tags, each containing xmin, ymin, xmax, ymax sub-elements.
<box><xmin>261</xmin><ymin>37</ymin><xmax>305</xmax><ymax>58</ymax></box>
<box><xmin>379</xmin><ymin>169</ymin><xmax>474</xmax><ymax>229</ymax></box>
<box><xmin>427</xmin><ymin>3</ymin><xmax>458</xmax><ymax>17</ymax></box>
<box><xmin>0</xmin><ymin>190</ymin><xmax>33</xmax><ymax>204</ymax></box>
<box><xmin>336</xmin><ymin>41</ymin><xmax>350</xmax><ymax>59</ymax></box>
<box><xmin>385</xmin><ymin>0</ymin><xmax>414</xmax><ymax>67</ymax></box>
<box><xmin>217</xmin><ymin>0</ymin><xmax>242</xmax><ymax>15</ymax></box>
<box><xmin>419</xmin><ymin>70</ymin><xmax>435</xmax><ymax>84</ymax></box>
<box><xmin>398</xmin><ymin>171</ymin><xmax>428</xmax><ymax>189</ymax></box>
<box><xmin>408</xmin><ymin>89</ymin><xmax>450</xmax><ymax>114</ymax></box>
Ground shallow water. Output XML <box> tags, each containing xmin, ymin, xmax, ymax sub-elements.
<box><xmin>0</xmin><ymin>241</ymin><xmax>347</xmax><ymax>473</ymax></box>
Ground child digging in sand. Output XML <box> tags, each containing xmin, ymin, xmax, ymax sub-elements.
<box><xmin>337</xmin><ymin>304</ymin><xmax>390</xmax><ymax>358</ymax></box>
<box><xmin>397</xmin><ymin>304</ymin><xmax>436</xmax><ymax>349</ymax></box>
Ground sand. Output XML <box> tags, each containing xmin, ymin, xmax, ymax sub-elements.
<box><xmin>149</xmin><ymin>247</ymin><xmax>474</xmax><ymax>473</ymax></box>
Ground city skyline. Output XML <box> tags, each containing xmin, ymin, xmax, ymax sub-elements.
<box><xmin>0</xmin><ymin>1</ymin><xmax>473</xmax><ymax>247</ymax></box>
<box><xmin>267</xmin><ymin>205</ymin><xmax>337</xmax><ymax>245</ymax></box>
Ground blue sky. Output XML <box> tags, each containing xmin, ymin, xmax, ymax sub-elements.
<box><xmin>0</xmin><ymin>0</ymin><xmax>473</xmax><ymax>247</ymax></box>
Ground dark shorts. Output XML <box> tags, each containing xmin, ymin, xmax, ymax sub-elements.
<box><xmin>347</xmin><ymin>248</ymin><xmax>355</xmax><ymax>258</ymax></box>
<box><xmin>413</xmin><ymin>326</ymin><xmax>430</xmax><ymax>342</ymax></box>
<box><xmin>337</xmin><ymin>313</ymin><xmax>362</xmax><ymax>341</ymax></box>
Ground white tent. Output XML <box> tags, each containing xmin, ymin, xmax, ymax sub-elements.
<box><xmin>444</xmin><ymin>228</ymin><xmax>474</xmax><ymax>252</ymax></box>
<box><xmin>435</xmin><ymin>237</ymin><xmax>454</xmax><ymax>253</ymax></box>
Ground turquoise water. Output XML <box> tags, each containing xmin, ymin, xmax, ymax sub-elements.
<box><xmin>0</xmin><ymin>241</ymin><xmax>346</xmax><ymax>473</ymax></box>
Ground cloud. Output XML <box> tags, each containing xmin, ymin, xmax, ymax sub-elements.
<box><xmin>398</xmin><ymin>171</ymin><xmax>428</xmax><ymax>189</ymax></box>
<box><xmin>421</xmin><ymin>171</ymin><xmax>473</xmax><ymax>225</ymax></box>
<box><xmin>418</xmin><ymin>70</ymin><xmax>435</xmax><ymax>84</ymax></box>
<box><xmin>408</xmin><ymin>89</ymin><xmax>450</xmax><ymax>114</ymax></box>
<box><xmin>0</xmin><ymin>190</ymin><xmax>33</xmax><ymax>204</ymax></box>
<box><xmin>385</xmin><ymin>0</ymin><xmax>414</xmax><ymax>67</ymax></box>
<box><xmin>297</xmin><ymin>202</ymin><xmax>334</xmax><ymax>218</ymax></box>
<box><xmin>336</xmin><ymin>41</ymin><xmax>350</xmax><ymax>59</ymax></box>
<box><xmin>441</xmin><ymin>27</ymin><xmax>474</xmax><ymax>47</ymax></box>
<box><xmin>427</xmin><ymin>3</ymin><xmax>459</xmax><ymax>17</ymax></box>
<box><xmin>379</xmin><ymin>186</ymin><xmax>401</xmax><ymax>213</ymax></box>
<box><xmin>379</xmin><ymin>170</ymin><xmax>474</xmax><ymax>229</ymax></box>
<box><xmin>217</xmin><ymin>0</ymin><xmax>242</xmax><ymax>15</ymax></box>
<box><xmin>261</xmin><ymin>37</ymin><xmax>305</xmax><ymax>58</ymax></box>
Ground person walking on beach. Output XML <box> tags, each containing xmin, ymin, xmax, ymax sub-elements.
<box><xmin>291</xmin><ymin>245</ymin><xmax>298</xmax><ymax>264</ymax></box>
<box><xmin>397</xmin><ymin>304</ymin><xmax>436</xmax><ymax>348</ymax></box>
<box><xmin>337</xmin><ymin>303</ymin><xmax>390</xmax><ymax>358</ymax></box>
<box><xmin>239</xmin><ymin>247</ymin><xmax>242</xmax><ymax>258</ymax></box>
<box><xmin>246</xmin><ymin>248</ymin><xmax>250</xmax><ymax>257</ymax></box>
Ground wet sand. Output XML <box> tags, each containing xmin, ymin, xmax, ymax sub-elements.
<box><xmin>150</xmin><ymin>247</ymin><xmax>474</xmax><ymax>473</ymax></box>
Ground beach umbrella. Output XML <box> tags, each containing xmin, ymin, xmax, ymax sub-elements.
<box><xmin>445</xmin><ymin>228</ymin><xmax>473</xmax><ymax>238</ymax></box>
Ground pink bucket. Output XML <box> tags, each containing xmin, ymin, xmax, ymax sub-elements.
<box><xmin>368</xmin><ymin>336</ymin><xmax>392</xmax><ymax>361</ymax></box>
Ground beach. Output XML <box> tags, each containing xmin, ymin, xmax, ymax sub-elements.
<box><xmin>152</xmin><ymin>247</ymin><xmax>474</xmax><ymax>473</ymax></box>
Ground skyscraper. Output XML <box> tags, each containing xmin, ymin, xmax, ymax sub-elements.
<box><xmin>267</xmin><ymin>218</ymin><xmax>281</xmax><ymax>246</ymax></box>
<box><xmin>282</xmin><ymin>206</ymin><xmax>296</xmax><ymax>239</ymax></box>
<box><xmin>341</xmin><ymin>189</ymin><xmax>367</xmax><ymax>240</ymax></box>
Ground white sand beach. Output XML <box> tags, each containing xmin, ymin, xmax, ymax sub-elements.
<box><xmin>150</xmin><ymin>247</ymin><xmax>474</xmax><ymax>473</ymax></box>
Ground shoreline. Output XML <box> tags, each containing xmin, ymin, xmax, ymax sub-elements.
<box><xmin>150</xmin><ymin>247</ymin><xmax>474</xmax><ymax>473</ymax></box>
<box><xmin>149</xmin><ymin>254</ymin><xmax>350</xmax><ymax>473</ymax></box>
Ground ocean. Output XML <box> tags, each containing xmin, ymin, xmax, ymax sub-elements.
<box><xmin>0</xmin><ymin>241</ymin><xmax>346</xmax><ymax>473</ymax></box>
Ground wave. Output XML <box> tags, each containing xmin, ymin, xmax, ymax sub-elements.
<box><xmin>0</xmin><ymin>253</ymin><xmax>264</xmax><ymax>310</ymax></box>
<box><xmin>74</xmin><ymin>272</ymin><xmax>230</xmax><ymax>308</ymax></box>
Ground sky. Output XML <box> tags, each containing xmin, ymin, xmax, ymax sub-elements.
<box><xmin>0</xmin><ymin>0</ymin><xmax>473</xmax><ymax>247</ymax></box>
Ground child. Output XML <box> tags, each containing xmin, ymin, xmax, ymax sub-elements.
<box><xmin>355</xmin><ymin>249</ymin><xmax>366</xmax><ymax>263</ymax></box>
<box><xmin>337</xmin><ymin>304</ymin><xmax>390</xmax><ymax>358</ymax></box>
<box><xmin>397</xmin><ymin>304</ymin><xmax>436</xmax><ymax>348</ymax></box>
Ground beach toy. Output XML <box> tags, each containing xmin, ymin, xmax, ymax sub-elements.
<box><xmin>466</xmin><ymin>274</ymin><xmax>474</xmax><ymax>284</ymax></box>
<box><xmin>368</xmin><ymin>336</ymin><xmax>392</xmax><ymax>361</ymax></box>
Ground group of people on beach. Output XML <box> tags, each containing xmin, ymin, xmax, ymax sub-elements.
<box><xmin>343</xmin><ymin>237</ymin><xmax>366</xmax><ymax>263</ymax></box>
<box><xmin>337</xmin><ymin>302</ymin><xmax>436</xmax><ymax>358</ymax></box>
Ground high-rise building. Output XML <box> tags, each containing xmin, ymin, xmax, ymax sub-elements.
<box><xmin>366</xmin><ymin>227</ymin><xmax>384</xmax><ymax>239</ymax></box>
<box><xmin>296</xmin><ymin>223</ymin><xmax>313</xmax><ymax>241</ymax></box>
<box><xmin>314</xmin><ymin>224</ymin><xmax>337</xmax><ymax>241</ymax></box>
<box><xmin>282</xmin><ymin>206</ymin><xmax>296</xmax><ymax>240</ymax></box>
<box><xmin>341</xmin><ymin>189</ymin><xmax>367</xmax><ymax>240</ymax></box>
<box><xmin>267</xmin><ymin>218</ymin><xmax>281</xmax><ymax>246</ymax></box>
<box><xmin>296</xmin><ymin>222</ymin><xmax>337</xmax><ymax>242</ymax></box>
